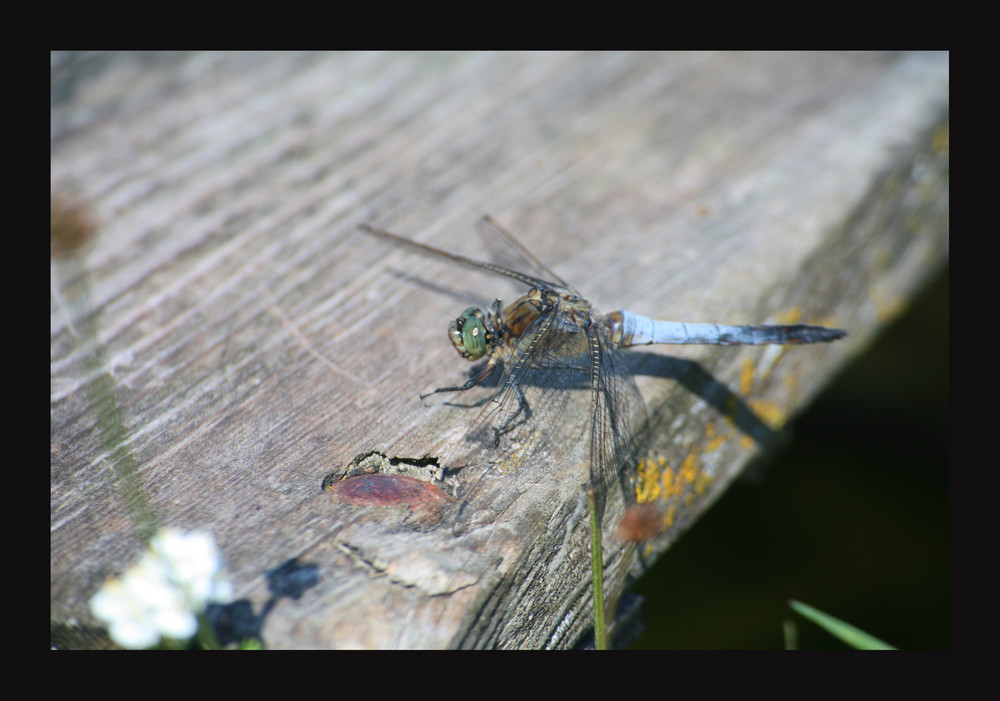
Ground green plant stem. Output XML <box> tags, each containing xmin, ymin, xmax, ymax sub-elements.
<box><xmin>588</xmin><ymin>485</ymin><xmax>607</xmax><ymax>650</ymax></box>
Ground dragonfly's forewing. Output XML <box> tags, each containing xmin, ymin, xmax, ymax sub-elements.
<box><xmin>475</xmin><ymin>216</ymin><xmax>574</xmax><ymax>292</ymax></box>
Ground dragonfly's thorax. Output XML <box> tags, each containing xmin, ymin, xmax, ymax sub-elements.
<box><xmin>501</xmin><ymin>288</ymin><xmax>551</xmax><ymax>339</ymax></box>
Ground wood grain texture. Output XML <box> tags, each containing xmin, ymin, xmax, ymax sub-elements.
<box><xmin>51</xmin><ymin>51</ymin><xmax>949</xmax><ymax>649</ymax></box>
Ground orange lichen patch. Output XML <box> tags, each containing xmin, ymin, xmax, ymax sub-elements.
<box><xmin>703</xmin><ymin>422</ymin><xmax>726</xmax><ymax>453</ymax></box>
<box><xmin>749</xmin><ymin>397</ymin><xmax>788</xmax><ymax>430</ymax></box>
<box><xmin>775</xmin><ymin>307</ymin><xmax>804</xmax><ymax>325</ymax></box>
<box><xmin>658</xmin><ymin>465</ymin><xmax>672</xmax><ymax>499</ymax></box>
<box><xmin>693</xmin><ymin>469</ymin><xmax>714</xmax><ymax>496</ymax></box>
<box><xmin>635</xmin><ymin>457</ymin><xmax>664</xmax><ymax>503</ymax></box>
<box><xmin>497</xmin><ymin>453</ymin><xmax>524</xmax><ymax>473</ymax></box>
<box><xmin>679</xmin><ymin>448</ymin><xmax>699</xmax><ymax>484</ymax></box>
<box><xmin>635</xmin><ymin>446</ymin><xmax>716</xmax><ymax>532</ymax></box>
<box><xmin>661</xmin><ymin>464</ymin><xmax>681</xmax><ymax>499</ymax></box>
<box><xmin>739</xmin><ymin>357</ymin><xmax>756</xmax><ymax>396</ymax></box>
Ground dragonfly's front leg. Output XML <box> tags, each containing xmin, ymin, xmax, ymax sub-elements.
<box><xmin>420</xmin><ymin>356</ymin><xmax>498</xmax><ymax>400</ymax></box>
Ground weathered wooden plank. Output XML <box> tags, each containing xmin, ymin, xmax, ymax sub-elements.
<box><xmin>51</xmin><ymin>51</ymin><xmax>948</xmax><ymax>649</ymax></box>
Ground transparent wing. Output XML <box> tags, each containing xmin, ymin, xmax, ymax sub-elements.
<box><xmin>358</xmin><ymin>222</ymin><xmax>558</xmax><ymax>292</ymax></box>
<box><xmin>457</xmin><ymin>304</ymin><xmax>645</xmax><ymax>526</ymax></box>
<box><xmin>444</xmin><ymin>305</ymin><xmax>594</xmax><ymax>531</ymax></box>
<box><xmin>475</xmin><ymin>216</ymin><xmax>575</xmax><ymax>292</ymax></box>
<box><xmin>466</xmin><ymin>305</ymin><xmax>591</xmax><ymax>453</ymax></box>
<box><xmin>586</xmin><ymin>324</ymin><xmax>645</xmax><ymax>521</ymax></box>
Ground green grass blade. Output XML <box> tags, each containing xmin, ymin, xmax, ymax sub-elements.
<box><xmin>789</xmin><ymin>600</ymin><xmax>897</xmax><ymax>650</ymax></box>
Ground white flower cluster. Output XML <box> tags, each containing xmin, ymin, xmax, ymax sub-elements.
<box><xmin>89</xmin><ymin>528</ymin><xmax>234</xmax><ymax>649</ymax></box>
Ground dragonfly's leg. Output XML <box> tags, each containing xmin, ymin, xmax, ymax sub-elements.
<box><xmin>491</xmin><ymin>382</ymin><xmax>532</xmax><ymax>444</ymax></box>
<box><xmin>489</xmin><ymin>297</ymin><xmax>504</xmax><ymax>318</ymax></box>
<box><xmin>419</xmin><ymin>357</ymin><xmax>497</xmax><ymax>400</ymax></box>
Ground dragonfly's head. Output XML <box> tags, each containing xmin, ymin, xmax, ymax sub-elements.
<box><xmin>449</xmin><ymin>307</ymin><xmax>492</xmax><ymax>361</ymax></box>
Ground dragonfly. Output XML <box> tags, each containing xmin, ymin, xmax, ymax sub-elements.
<box><xmin>358</xmin><ymin>216</ymin><xmax>846</xmax><ymax>521</ymax></box>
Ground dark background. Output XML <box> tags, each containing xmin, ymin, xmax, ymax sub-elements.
<box><xmin>630</xmin><ymin>266</ymin><xmax>948</xmax><ymax>649</ymax></box>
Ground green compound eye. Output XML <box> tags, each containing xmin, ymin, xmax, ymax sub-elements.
<box><xmin>449</xmin><ymin>307</ymin><xmax>488</xmax><ymax>359</ymax></box>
